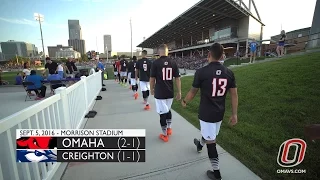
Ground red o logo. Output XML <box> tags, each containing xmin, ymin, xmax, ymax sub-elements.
<box><xmin>277</xmin><ymin>138</ymin><xmax>307</xmax><ymax>167</ymax></box>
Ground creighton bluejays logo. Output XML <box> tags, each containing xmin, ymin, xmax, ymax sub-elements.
<box><xmin>17</xmin><ymin>149</ymin><xmax>57</xmax><ymax>162</ymax></box>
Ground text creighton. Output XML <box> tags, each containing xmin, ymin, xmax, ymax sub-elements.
<box><xmin>62</xmin><ymin>151</ymin><xmax>114</xmax><ymax>160</ymax></box>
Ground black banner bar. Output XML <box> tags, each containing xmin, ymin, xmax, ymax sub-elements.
<box><xmin>57</xmin><ymin>137</ymin><xmax>145</xmax><ymax>149</ymax></box>
<box><xmin>57</xmin><ymin>150</ymin><xmax>145</xmax><ymax>162</ymax></box>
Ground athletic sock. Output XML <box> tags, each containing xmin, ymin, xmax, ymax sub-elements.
<box><xmin>160</xmin><ymin>114</ymin><xmax>167</xmax><ymax>135</ymax></box>
<box><xmin>207</xmin><ymin>143</ymin><xmax>221</xmax><ymax>178</ymax></box>
<box><xmin>125</xmin><ymin>79</ymin><xmax>127</xmax><ymax>83</ymax></box>
<box><xmin>161</xmin><ymin>126</ymin><xmax>167</xmax><ymax>135</ymax></box>
<box><xmin>166</xmin><ymin>119</ymin><xmax>172</xmax><ymax>128</ymax></box>
<box><xmin>200</xmin><ymin>137</ymin><xmax>205</xmax><ymax>146</ymax></box>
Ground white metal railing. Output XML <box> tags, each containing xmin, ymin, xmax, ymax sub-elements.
<box><xmin>0</xmin><ymin>71</ymin><xmax>102</xmax><ymax>180</ymax></box>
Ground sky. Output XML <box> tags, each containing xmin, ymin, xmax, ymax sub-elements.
<box><xmin>0</xmin><ymin>0</ymin><xmax>317</xmax><ymax>54</ymax></box>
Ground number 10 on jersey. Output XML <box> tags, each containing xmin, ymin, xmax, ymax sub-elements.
<box><xmin>162</xmin><ymin>68</ymin><xmax>173</xmax><ymax>80</ymax></box>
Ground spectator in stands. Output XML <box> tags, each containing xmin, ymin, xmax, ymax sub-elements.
<box><xmin>22</xmin><ymin>62</ymin><xmax>31</xmax><ymax>80</ymax></box>
<box><xmin>44</xmin><ymin>58</ymin><xmax>58</xmax><ymax>77</ymax></box>
<box><xmin>277</xmin><ymin>30</ymin><xmax>286</xmax><ymax>57</ymax></box>
<box><xmin>47</xmin><ymin>72</ymin><xmax>66</xmax><ymax>92</ymax></box>
<box><xmin>15</xmin><ymin>73</ymin><xmax>23</xmax><ymax>85</ymax></box>
<box><xmin>57</xmin><ymin>62</ymin><xmax>64</xmax><ymax>78</ymax></box>
<box><xmin>66</xmin><ymin>58</ymin><xmax>77</xmax><ymax>77</ymax></box>
<box><xmin>25</xmin><ymin>70</ymin><xmax>47</xmax><ymax>100</ymax></box>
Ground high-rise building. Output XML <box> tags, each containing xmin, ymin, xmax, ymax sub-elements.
<box><xmin>0</xmin><ymin>40</ymin><xmax>37</xmax><ymax>60</ymax></box>
<box><xmin>68</xmin><ymin>39</ymin><xmax>86</xmax><ymax>55</ymax></box>
<box><xmin>68</xmin><ymin>20</ymin><xmax>82</xmax><ymax>40</ymax></box>
<box><xmin>103</xmin><ymin>35</ymin><xmax>112</xmax><ymax>55</ymax></box>
<box><xmin>68</xmin><ymin>20</ymin><xmax>86</xmax><ymax>55</ymax></box>
<box><xmin>48</xmin><ymin>45</ymin><xmax>73</xmax><ymax>58</ymax></box>
<box><xmin>309</xmin><ymin>0</ymin><xmax>320</xmax><ymax>48</ymax></box>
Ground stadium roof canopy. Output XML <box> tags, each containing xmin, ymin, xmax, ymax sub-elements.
<box><xmin>137</xmin><ymin>0</ymin><xmax>264</xmax><ymax>49</ymax></box>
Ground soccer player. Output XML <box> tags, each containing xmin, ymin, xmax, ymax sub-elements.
<box><xmin>249</xmin><ymin>39</ymin><xmax>258</xmax><ymax>63</ymax></box>
<box><xmin>127</xmin><ymin>56</ymin><xmax>138</xmax><ymax>98</ymax></box>
<box><xmin>119</xmin><ymin>58</ymin><xmax>128</xmax><ymax>86</ymax></box>
<box><xmin>136</xmin><ymin>50</ymin><xmax>152</xmax><ymax>108</ymax></box>
<box><xmin>150</xmin><ymin>44</ymin><xmax>181</xmax><ymax>142</ymax></box>
<box><xmin>181</xmin><ymin>43</ymin><xmax>238</xmax><ymax>180</ymax></box>
<box><xmin>113</xmin><ymin>61</ymin><xmax>118</xmax><ymax>81</ymax></box>
<box><xmin>116</xmin><ymin>58</ymin><xmax>121</xmax><ymax>83</ymax></box>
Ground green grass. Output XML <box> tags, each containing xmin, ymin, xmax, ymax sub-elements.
<box><xmin>224</xmin><ymin>56</ymin><xmax>265</xmax><ymax>67</ymax></box>
<box><xmin>172</xmin><ymin>52</ymin><xmax>320</xmax><ymax>180</ymax></box>
<box><xmin>0</xmin><ymin>67</ymin><xmax>115</xmax><ymax>84</ymax></box>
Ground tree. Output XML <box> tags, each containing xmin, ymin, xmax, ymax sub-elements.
<box><xmin>81</xmin><ymin>54</ymin><xmax>89</xmax><ymax>62</ymax></box>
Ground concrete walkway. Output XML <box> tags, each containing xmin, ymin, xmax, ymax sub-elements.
<box><xmin>61</xmin><ymin>80</ymin><xmax>260</xmax><ymax>180</ymax></box>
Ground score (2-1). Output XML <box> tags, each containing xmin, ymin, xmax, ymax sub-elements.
<box><xmin>118</xmin><ymin>137</ymin><xmax>140</xmax><ymax>149</ymax></box>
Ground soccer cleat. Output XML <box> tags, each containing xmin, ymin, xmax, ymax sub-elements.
<box><xmin>134</xmin><ymin>93</ymin><xmax>139</xmax><ymax>100</ymax></box>
<box><xmin>167</xmin><ymin>128</ymin><xmax>172</xmax><ymax>136</ymax></box>
<box><xmin>159</xmin><ymin>134</ymin><xmax>169</xmax><ymax>142</ymax></box>
<box><xmin>129</xmin><ymin>85</ymin><xmax>132</xmax><ymax>90</ymax></box>
<box><xmin>144</xmin><ymin>104</ymin><xmax>150</xmax><ymax>110</ymax></box>
<box><xmin>193</xmin><ymin>138</ymin><xmax>203</xmax><ymax>153</ymax></box>
<box><xmin>206</xmin><ymin>170</ymin><xmax>222</xmax><ymax>180</ymax></box>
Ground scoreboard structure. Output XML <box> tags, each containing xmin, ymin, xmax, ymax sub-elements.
<box><xmin>16</xmin><ymin>129</ymin><xmax>145</xmax><ymax>163</ymax></box>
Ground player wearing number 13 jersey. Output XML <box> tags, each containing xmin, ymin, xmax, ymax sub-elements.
<box><xmin>181</xmin><ymin>43</ymin><xmax>238</xmax><ymax>180</ymax></box>
<box><xmin>150</xmin><ymin>44</ymin><xmax>181</xmax><ymax>142</ymax></box>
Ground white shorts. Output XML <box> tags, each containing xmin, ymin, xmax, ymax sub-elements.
<box><xmin>120</xmin><ymin>71</ymin><xmax>127</xmax><ymax>77</ymax></box>
<box><xmin>114</xmin><ymin>72</ymin><xmax>118</xmax><ymax>76</ymax></box>
<box><xmin>130</xmin><ymin>78</ymin><xmax>137</xmax><ymax>85</ymax></box>
<box><xmin>128</xmin><ymin>72</ymin><xmax>131</xmax><ymax>79</ymax></box>
<box><xmin>155</xmin><ymin>98</ymin><xmax>173</xmax><ymax>114</ymax></box>
<box><xmin>140</xmin><ymin>81</ymin><xmax>150</xmax><ymax>91</ymax></box>
<box><xmin>200</xmin><ymin>120</ymin><xmax>222</xmax><ymax>141</ymax></box>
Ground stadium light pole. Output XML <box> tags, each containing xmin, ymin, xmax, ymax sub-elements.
<box><xmin>130</xmin><ymin>18</ymin><xmax>133</xmax><ymax>58</ymax></box>
<box><xmin>34</xmin><ymin>13</ymin><xmax>46</xmax><ymax>64</ymax></box>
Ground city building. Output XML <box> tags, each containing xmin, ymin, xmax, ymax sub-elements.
<box><xmin>55</xmin><ymin>48</ymin><xmax>81</xmax><ymax>59</ymax></box>
<box><xmin>0</xmin><ymin>52</ymin><xmax>4</xmax><ymax>61</ymax></box>
<box><xmin>68</xmin><ymin>20</ymin><xmax>82</xmax><ymax>40</ymax></box>
<box><xmin>68</xmin><ymin>39</ymin><xmax>86</xmax><ymax>55</ymax></box>
<box><xmin>0</xmin><ymin>40</ymin><xmax>37</xmax><ymax>60</ymax></box>
<box><xmin>48</xmin><ymin>45</ymin><xmax>73</xmax><ymax>58</ymax></box>
<box><xmin>309</xmin><ymin>0</ymin><xmax>320</xmax><ymax>48</ymax></box>
<box><xmin>103</xmin><ymin>35</ymin><xmax>112</xmax><ymax>55</ymax></box>
<box><xmin>137</xmin><ymin>0</ymin><xmax>264</xmax><ymax>58</ymax></box>
<box><xmin>68</xmin><ymin>20</ymin><xmax>86</xmax><ymax>54</ymax></box>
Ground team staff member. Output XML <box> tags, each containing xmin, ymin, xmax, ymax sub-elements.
<box><xmin>150</xmin><ymin>44</ymin><xmax>181</xmax><ymax>142</ymax></box>
<box><xmin>181</xmin><ymin>43</ymin><xmax>238</xmax><ymax>180</ymax></box>
<box><xmin>119</xmin><ymin>58</ymin><xmax>128</xmax><ymax>86</ymax></box>
<box><xmin>136</xmin><ymin>50</ymin><xmax>152</xmax><ymax>109</ymax></box>
<box><xmin>96</xmin><ymin>59</ymin><xmax>105</xmax><ymax>87</ymax></box>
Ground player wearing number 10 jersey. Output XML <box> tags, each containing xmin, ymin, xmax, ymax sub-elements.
<box><xmin>181</xmin><ymin>43</ymin><xmax>238</xmax><ymax>180</ymax></box>
<box><xmin>150</xmin><ymin>44</ymin><xmax>181</xmax><ymax>142</ymax></box>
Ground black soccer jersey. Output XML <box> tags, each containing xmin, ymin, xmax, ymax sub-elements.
<box><xmin>150</xmin><ymin>56</ymin><xmax>180</xmax><ymax>99</ymax></box>
<box><xmin>120</xmin><ymin>59</ymin><xmax>128</xmax><ymax>72</ymax></box>
<box><xmin>128</xmin><ymin>60</ymin><xmax>137</xmax><ymax>78</ymax></box>
<box><xmin>113</xmin><ymin>63</ymin><xmax>117</xmax><ymax>71</ymax></box>
<box><xmin>192</xmin><ymin>61</ymin><xmax>236</xmax><ymax>123</ymax></box>
<box><xmin>136</xmin><ymin>58</ymin><xmax>152</xmax><ymax>82</ymax></box>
